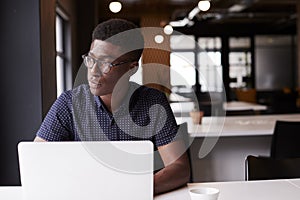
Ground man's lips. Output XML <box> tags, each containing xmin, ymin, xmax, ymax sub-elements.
<box><xmin>89</xmin><ymin>80</ymin><xmax>102</xmax><ymax>88</ymax></box>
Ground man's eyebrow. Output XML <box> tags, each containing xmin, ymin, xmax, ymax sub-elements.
<box><xmin>88</xmin><ymin>52</ymin><xmax>114</xmax><ymax>60</ymax></box>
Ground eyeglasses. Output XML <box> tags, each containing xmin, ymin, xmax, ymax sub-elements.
<box><xmin>82</xmin><ymin>54</ymin><xmax>132</xmax><ymax>74</ymax></box>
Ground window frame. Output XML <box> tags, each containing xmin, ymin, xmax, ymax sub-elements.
<box><xmin>55</xmin><ymin>6</ymin><xmax>72</xmax><ymax>97</ymax></box>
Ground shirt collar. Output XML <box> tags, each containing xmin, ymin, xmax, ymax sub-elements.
<box><xmin>115</xmin><ymin>82</ymin><xmax>141</xmax><ymax>114</ymax></box>
<box><xmin>93</xmin><ymin>82</ymin><xmax>141</xmax><ymax>115</ymax></box>
<box><xmin>94</xmin><ymin>95</ymin><xmax>103</xmax><ymax>109</ymax></box>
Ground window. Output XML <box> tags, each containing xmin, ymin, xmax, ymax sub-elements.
<box><xmin>170</xmin><ymin>52</ymin><xmax>195</xmax><ymax>86</ymax></box>
<box><xmin>229</xmin><ymin>37</ymin><xmax>252</xmax><ymax>88</ymax></box>
<box><xmin>198</xmin><ymin>37</ymin><xmax>223</xmax><ymax>92</ymax></box>
<box><xmin>170</xmin><ymin>35</ymin><xmax>196</xmax><ymax>89</ymax></box>
<box><xmin>170</xmin><ymin>35</ymin><xmax>223</xmax><ymax>93</ymax></box>
<box><xmin>55</xmin><ymin>7</ymin><xmax>72</xmax><ymax>97</ymax></box>
<box><xmin>129</xmin><ymin>58</ymin><xmax>143</xmax><ymax>84</ymax></box>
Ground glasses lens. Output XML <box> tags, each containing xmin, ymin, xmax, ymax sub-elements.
<box><xmin>83</xmin><ymin>55</ymin><xmax>112</xmax><ymax>74</ymax></box>
<box><xmin>101</xmin><ymin>64</ymin><xmax>111</xmax><ymax>74</ymax></box>
<box><xmin>84</xmin><ymin>56</ymin><xmax>94</xmax><ymax>68</ymax></box>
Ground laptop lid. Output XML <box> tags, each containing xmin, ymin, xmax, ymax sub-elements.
<box><xmin>18</xmin><ymin>141</ymin><xmax>153</xmax><ymax>200</ymax></box>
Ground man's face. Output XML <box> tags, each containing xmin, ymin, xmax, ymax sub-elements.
<box><xmin>87</xmin><ymin>40</ymin><xmax>132</xmax><ymax>96</ymax></box>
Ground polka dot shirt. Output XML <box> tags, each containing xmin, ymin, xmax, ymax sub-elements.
<box><xmin>37</xmin><ymin>82</ymin><xmax>179</xmax><ymax>149</ymax></box>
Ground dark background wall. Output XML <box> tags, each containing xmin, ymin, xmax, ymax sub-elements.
<box><xmin>0</xmin><ymin>0</ymin><xmax>43</xmax><ymax>185</ymax></box>
<box><xmin>0</xmin><ymin>0</ymin><xmax>97</xmax><ymax>185</ymax></box>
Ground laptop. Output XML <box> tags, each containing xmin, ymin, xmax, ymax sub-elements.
<box><xmin>17</xmin><ymin>141</ymin><xmax>153</xmax><ymax>200</ymax></box>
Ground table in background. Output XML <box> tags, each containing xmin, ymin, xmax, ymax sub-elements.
<box><xmin>170</xmin><ymin>101</ymin><xmax>267</xmax><ymax>112</ymax></box>
<box><xmin>176</xmin><ymin>113</ymin><xmax>300</xmax><ymax>137</ymax></box>
<box><xmin>223</xmin><ymin>101</ymin><xmax>267</xmax><ymax>111</ymax></box>
<box><xmin>175</xmin><ymin>114</ymin><xmax>300</xmax><ymax>182</ymax></box>
<box><xmin>155</xmin><ymin>178</ymin><xmax>300</xmax><ymax>200</ymax></box>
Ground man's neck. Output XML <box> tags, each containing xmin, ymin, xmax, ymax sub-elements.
<box><xmin>100</xmin><ymin>83</ymin><xmax>130</xmax><ymax>113</ymax></box>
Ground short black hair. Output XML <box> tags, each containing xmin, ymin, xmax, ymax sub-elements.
<box><xmin>92</xmin><ymin>18</ymin><xmax>144</xmax><ymax>61</ymax></box>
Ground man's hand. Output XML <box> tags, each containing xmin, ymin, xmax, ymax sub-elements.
<box><xmin>33</xmin><ymin>136</ymin><xmax>46</xmax><ymax>142</ymax></box>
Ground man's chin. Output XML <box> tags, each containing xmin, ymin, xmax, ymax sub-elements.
<box><xmin>89</xmin><ymin>86</ymin><xmax>101</xmax><ymax>96</ymax></box>
<box><xmin>89</xmin><ymin>86</ymin><xmax>110</xmax><ymax>97</ymax></box>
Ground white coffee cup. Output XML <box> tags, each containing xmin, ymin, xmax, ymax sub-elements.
<box><xmin>189</xmin><ymin>187</ymin><xmax>220</xmax><ymax>200</ymax></box>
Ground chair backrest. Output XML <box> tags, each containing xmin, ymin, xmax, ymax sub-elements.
<box><xmin>270</xmin><ymin>120</ymin><xmax>300</xmax><ymax>159</ymax></box>
<box><xmin>245</xmin><ymin>155</ymin><xmax>300</xmax><ymax>181</ymax></box>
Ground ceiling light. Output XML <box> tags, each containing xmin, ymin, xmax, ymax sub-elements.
<box><xmin>228</xmin><ymin>4</ymin><xmax>246</xmax><ymax>12</ymax></box>
<box><xmin>164</xmin><ymin>25</ymin><xmax>173</xmax><ymax>35</ymax></box>
<box><xmin>169</xmin><ymin>17</ymin><xmax>189</xmax><ymax>27</ymax></box>
<box><xmin>188</xmin><ymin>7</ymin><xmax>200</xmax><ymax>20</ymax></box>
<box><xmin>169</xmin><ymin>21</ymin><xmax>186</xmax><ymax>27</ymax></box>
<box><xmin>109</xmin><ymin>1</ymin><xmax>122</xmax><ymax>13</ymax></box>
<box><xmin>198</xmin><ymin>0</ymin><xmax>210</xmax><ymax>12</ymax></box>
<box><xmin>154</xmin><ymin>35</ymin><xmax>164</xmax><ymax>44</ymax></box>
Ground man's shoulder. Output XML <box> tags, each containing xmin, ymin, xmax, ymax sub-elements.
<box><xmin>131</xmin><ymin>82</ymin><xmax>164</xmax><ymax>96</ymax></box>
<box><xmin>130</xmin><ymin>82</ymin><xmax>167</xmax><ymax>103</ymax></box>
<box><xmin>56</xmin><ymin>84</ymin><xmax>90</xmax><ymax>104</ymax></box>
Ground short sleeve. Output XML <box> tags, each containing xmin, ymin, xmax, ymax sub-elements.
<box><xmin>36</xmin><ymin>91</ymin><xmax>74</xmax><ymax>141</ymax></box>
<box><xmin>150</xmin><ymin>91</ymin><xmax>179</xmax><ymax>147</ymax></box>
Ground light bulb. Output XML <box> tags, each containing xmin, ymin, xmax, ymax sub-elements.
<box><xmin>154</xmin><ymin>35</ymin><xmax>164</xmax><ymax>44</ymax></box>
<box><xmin>163</xmin><ymin>25</ymin><xmax>173</xmax><ymax>35</ymax></box>
<box><xmin>198</xmin><ymin>0</ymin><xmax>210</xmax><ymax>12</ymax></box>
<box><xmin>109</xmin><ymin>1</ymin><xmax>122</xmax><ymax>13</ymax></box>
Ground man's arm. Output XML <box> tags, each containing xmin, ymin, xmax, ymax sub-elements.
<box><xmin>154</xmin><ymin>140</ymin><xmax>190</xmax><ymax>195</ymax></box>
<box><xmin>33</xmin><ymin>136</ymin><xmax>47</xmax><ymax>142</ymax></box>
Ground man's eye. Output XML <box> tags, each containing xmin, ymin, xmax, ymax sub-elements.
<box><xmin>103</xmin><ymin>60</ymin><xmax>113</xmax><ymax>63</ymax></box>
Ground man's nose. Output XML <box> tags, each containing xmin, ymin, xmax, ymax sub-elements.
<box><xmin>90</xmin><ymin>63</ymin><xmax>103</xmax><ymax>76</ymax></box>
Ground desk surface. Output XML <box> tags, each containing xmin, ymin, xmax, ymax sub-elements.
<box><xmin>0</xmin><ymin>186</ymin><xmax>22</xmax><ymax>199</ymax></box>
<box><xmin>155</xmin><ymin>179</ymin><xmax>300</xmax><ymax>200</ymax></box>
<box><xmin>176</xmin><ymin>113</ymin><xmax>300</xmax><ymax>137</ymax></box>
<box><xmin>2</xmin><ymin>179</ymin><xmax>300</xmax><ymax>200</ymax></box>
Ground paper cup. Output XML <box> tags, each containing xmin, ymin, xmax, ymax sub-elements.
<box><xmin>189</xmin><ymin>187</ymin><xmax>219</xmax><ymax>200</ymax></box>
<box><xmin>189</xmin><ymin>111</ymin><xmax>204</xmax><ymax>124</ymax></box>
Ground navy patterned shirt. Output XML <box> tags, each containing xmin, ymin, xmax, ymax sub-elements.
<box><xmin>37</xmin><ymin>82</ymin><xmax>179</xmax><ymax>149</ymax></box>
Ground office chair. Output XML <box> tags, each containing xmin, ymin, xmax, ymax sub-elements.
<box><xmin>245</xmin><ymin>155</ymin><xmax>300</xmax><ymax>181</ymax></box>
<box><xmin>270</xmin><ymin>120</ymin><xmax>300</xmax><ymax>159</ymax></box>
<box><xmin>177</xmin><ymin>122</ymin><xmax>194</xmax><ymax>182</ymax></box>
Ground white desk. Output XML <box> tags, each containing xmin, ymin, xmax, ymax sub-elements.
<box><xmin>0</xmin><ymin>186</ymin><xmax>22</xmax><ymax>199</ymax></box>
<box><xmin>155</xmin><ymin>179</ymin><xmax>300</xmax><ymax>200</ymax></box>
<box><xmin>223</xmin><ymin>101</ymin><xmax>267</xmax><ymax>111</ymax></box>
<box><xmin>2</xmin><ymin>179</ymin><xmax>300</xmax><ymax>200</ymax></box>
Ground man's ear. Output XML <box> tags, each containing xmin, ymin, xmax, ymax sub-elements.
<box><xmin>128</xmin><ymin>61</ymin><xmax>139</xmax><ymax>75</ymax></box>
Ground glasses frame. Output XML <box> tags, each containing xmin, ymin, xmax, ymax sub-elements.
<box><xmin>82</xmin><ymin>54</ymin><xmax>133</xmax><ymax>74</ymax></box>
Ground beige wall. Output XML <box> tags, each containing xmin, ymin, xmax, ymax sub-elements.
<box><xmin>140</xmin><ymin>14</ymin><xmax>171</xmax><ymax>94</ymax></box>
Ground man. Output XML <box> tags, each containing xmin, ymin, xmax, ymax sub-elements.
<box><xmin>34</xmin><ymin>18</ymin><xmax>190</xmax><ymax>195</ymax></box>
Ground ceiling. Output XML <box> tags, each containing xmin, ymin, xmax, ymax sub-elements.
<box><xmin>100</xmin><ymin>0</ymin><xmax>298</xmax><ymax>34</ymax></box>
